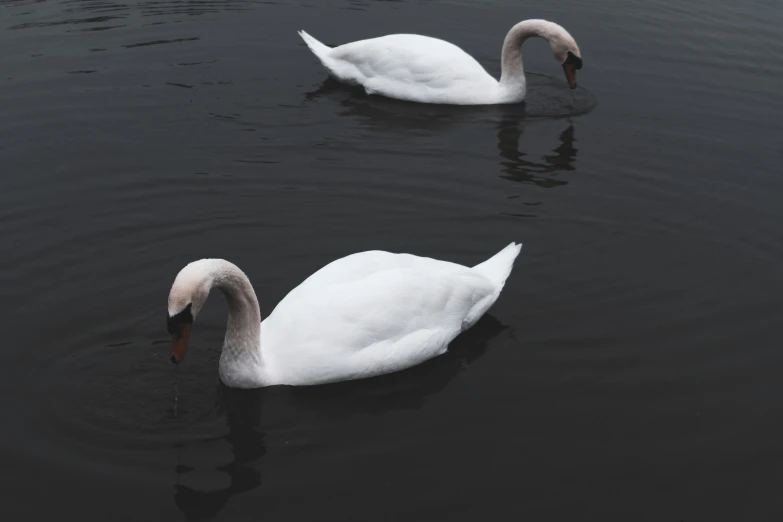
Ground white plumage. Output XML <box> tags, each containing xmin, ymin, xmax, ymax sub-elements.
<box><xmin>167</xmin><ymin>243</ymin><xmax>522</xmax><ymax>388</ymax></box>
<box><xmin>298</xmin><ymin>19</ymin><xmax>582</xmax><ymax>105</ymax></box>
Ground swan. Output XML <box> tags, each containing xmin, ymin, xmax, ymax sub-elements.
<box><xmin>167</xmin><ymin>243</ymin><xmax>522</xmax><ymax>388</ymax></box>
<box><xmin>298</xmin><ymin>19</ymin><xmax>582</xmax><ymax>105</ymax></box>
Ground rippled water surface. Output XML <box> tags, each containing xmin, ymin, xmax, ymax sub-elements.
<box><xmin>1</xmin><ymin>0</ymin><xmax>782</xmax><ymax>519</ymax></box>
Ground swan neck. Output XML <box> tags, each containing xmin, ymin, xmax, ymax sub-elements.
<box><xmin>208</xmin><ymin>261</ymin><xmax>263</xmax><ymax>381</ymax></box>
<box><xmin>499</xmin><ymin>20</ymin><xmax>554</xmax><ymax>91</ymax></box>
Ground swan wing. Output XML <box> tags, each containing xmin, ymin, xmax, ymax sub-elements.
<box><xmin>309</xmin><ymin>33</ymin><xmax>499</xmax><ymax>104</ymax></box>
<box><xmin>261</xmin><ymin>255</ymin><xmax>497</xmax><ymax>385</ymax></box>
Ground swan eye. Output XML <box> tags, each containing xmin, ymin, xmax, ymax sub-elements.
<box><xmin>565</xmin><ymin>51</ymin><xmax>582</xmax><ymax>70</ymax></box>
<box><xmin>167</xmin><ymin>303</ymin><xmax>194</xmax><ymax>336</ymax></box>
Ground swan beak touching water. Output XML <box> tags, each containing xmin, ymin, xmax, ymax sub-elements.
<box><xmin>562</xmin><ymin>50</ymin><xmax>583</xmax><ymax>89</ymax></box>
<box><xmin>167</xmin><ymin>303</ymin><xmax>193</xmax><ymax>364</ymax></box>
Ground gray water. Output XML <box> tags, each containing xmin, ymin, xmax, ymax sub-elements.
<box><xmin>1</xmin><ymin>0</ymin><xmax>782</xmax><ymax>520</ymax></box>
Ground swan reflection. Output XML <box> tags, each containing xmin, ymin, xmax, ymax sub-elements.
<box><xmin>304</xmin><ymin>77</ymin><xmax>584</xmax><ymax>189</ymax></box>
<box><xmin>174</xmin><ymin>387</ymin><xmax>265</xmax><ymax>520</ymax></box>
<box><xmin>497</xmin><ymin>119</ymin><xmax>577</xmax><ymax>187</ymax></box>
<box><xmin>173</xmin><ymin>315</ymin><xmax>506</xmax><ymax>519</ymax></box>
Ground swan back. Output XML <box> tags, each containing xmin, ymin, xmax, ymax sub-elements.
<box><xmin>261</xmin><ymin>263</ymin><xmax>495</xmax><ymax>385</ymax></box>
<box><xmin>300</xmin><ymin>32</ymin><xmax>501</xmax><ymax>104</ymax></box>
<box><xmin>259</xmin><ymin>244</ymin><xmax>522</xmax><ymax>386</ymax></box>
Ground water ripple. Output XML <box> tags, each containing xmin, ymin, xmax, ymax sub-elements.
<box><xmin>123</xmin><ymin>36</ymin><xmax>199</xmax><ymax>48</ymax></box>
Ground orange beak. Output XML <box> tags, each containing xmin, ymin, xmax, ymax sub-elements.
<box><xmin>563</xmin><ymin>63</ymin><xmax>577</xmax><ymax>89</ymax></box>
<box><xmin>170</xmin><ymin>324</ymin><xmax>191</xmax><ymax>364</ymax></box>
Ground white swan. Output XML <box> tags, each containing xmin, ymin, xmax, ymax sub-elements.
<box><xmin>167</xmin><ymin>243</ymin><xmax>522</xmax><ymax>388</ymax></box>
<box><xmin>298</xmin><ymin>19</ymin><xmax>582</xmax><ymax>105</ymax></box>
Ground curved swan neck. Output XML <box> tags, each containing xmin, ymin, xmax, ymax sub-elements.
<box><xmin>499</xmin><ymin>19</ymin><xmax>559</xmax><ymax>92</ymax></box>
<box><xmin>203</xmin><ymin>260</ymin><xmax>263</xmax><ymax>381</ymax></box>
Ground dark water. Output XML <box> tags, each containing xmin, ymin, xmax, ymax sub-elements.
<box><xmin>1</xmin><ymin>0</ymin><xmax>782</xmax><ymax>519</ymax></box>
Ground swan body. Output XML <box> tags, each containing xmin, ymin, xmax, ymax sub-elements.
<box><xmin>299</xmin><ymin>19</ymin><xmax>582</xmax><ymax>105</ymax></box>
<box><xmin>167</xmin><ymin>243</ymin><xmax>522</xmax><ymax>388</ymax></box>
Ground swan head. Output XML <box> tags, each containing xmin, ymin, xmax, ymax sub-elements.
<box><xmin>510</xmin><ymin>20</ymin><xmax>583</xmax><ymax>89</ymax></box>
<box><xmin>547</xmin><ymin>25</ymin><xmax>582</xmax><ymax>89</ymax></box>
<box><xmin>560</xmin><ymin>50</ymin><xmax>582</xmax><ymax>89</ymax></box>
<box><xmin>166</xmin><ymin>260</ymin><xmax>214</xmax><ymax>364</ymax></box>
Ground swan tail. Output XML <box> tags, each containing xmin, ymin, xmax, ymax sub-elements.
<box><xmin>298</xmin><ymin>30</ymin><xmax>332</xmax><ymax>62</ymax></box>
<box><xmin>472</xmin><ymin>242</ymin><xmax>523</xmax><ymax>289</ymax></box>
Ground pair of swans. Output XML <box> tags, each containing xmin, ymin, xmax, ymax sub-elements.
<box><xmin>167</xmin><ymin>19</ymin><xmax>583</xmax><ymax>388</ymax></box>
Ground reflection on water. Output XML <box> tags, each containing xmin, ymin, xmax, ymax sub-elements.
<box><xmin>6</xmin><ymin>0</ymin><xmax>260</xmax><ymax>34</ymax></box>
<box><xmin>123</xmin><ymin>37</ymin><xmax>200</xmax><ymax>48</ymax></box>
<box><xmin>8</xmin><ymin>15</ymin><xmax>127</xmax><ymax>31</ymax></box>
<box><xmin>497</xmin><ymin>119</ymin><xmax>577</xmax><ymax>188</ymax></box>
<box><xmin>172</xmin><ymin>315</ymin><xmax>506</xmax><ymax>519</ymax></box>
<box><xmin>137</xmin><ymin>0</ymin><xmax>258</xmax><ymax>17</ymax></box>
<box><xmin>284</xmin><ymin>314</ymin><xmax>506</xmax><ymax>416</ymax></box>
<box><xmin>522</xmin><ymin>72</ymin><xmax>597</xmax><ymax>119</ymax></box>
<box><xmin>305</xmin><ymin>78</ymin><xmax>580</xmax><ymax>192</ymax></box>
<box><xmin>174</xmin><ymin>386</ymin><xmax>265</xmax><ymax>520</ymax></box>
<box><xmin>304</xmin><ymin>77</ymin><xmax>485</xmax><ymax>133</ymax></box>
<box><xmin>304</xmin><ymin>73</ymin><xmax>596</xmax><ymax>125</ymax></box>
